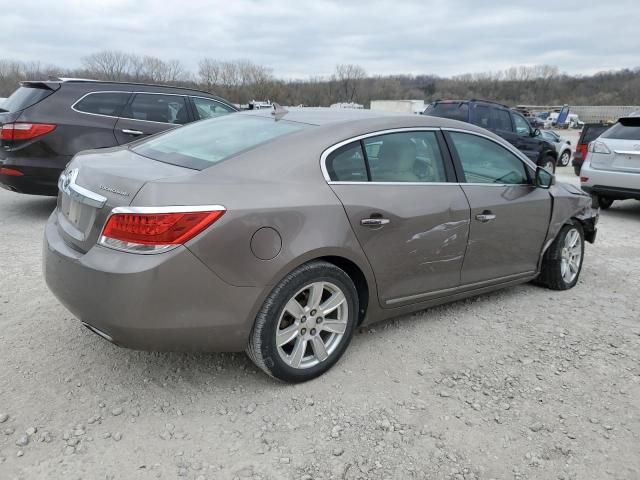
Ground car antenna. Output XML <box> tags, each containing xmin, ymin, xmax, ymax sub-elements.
<box><xmin>271</xmin><ymin>103</ymin><xmax>288</xmax><ymax>120</ymax></box>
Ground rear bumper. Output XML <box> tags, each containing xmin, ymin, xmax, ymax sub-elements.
<box><xmin>0</xmin><ymin>154</ymin><xmax>70</xmax><ymax>195</ymax></box>
<box><xmin>43</xmin><ymin>211</ymin><xmax>263</xmax><ymax>352</ymax></box>
<box><xmin>580</xmin><ymin>162</ymin><xmax>640</xmax><ymax>200</ymax></box>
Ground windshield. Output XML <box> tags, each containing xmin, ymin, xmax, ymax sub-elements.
<box><xmin>1</xmin><ymin>86</ymin><xmax>54</xmax><ymax>113</ymax></box>
<box><xmin>132</xmin><ymin>114</ymin><xmax>309</xmax><ymax>170</ymax></box>
<box><xmin>423</xmin><ymin>102</ymin><xmax>469</xmax><ymax>122</ymax></box>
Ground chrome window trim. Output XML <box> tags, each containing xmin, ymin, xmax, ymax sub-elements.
<box><xmin>71</xmin><ymin>91</ymin><xmax>235</xmax><ymax>125</ymax></box>
<box><xmin>320</xmin><ymin>126</ymin><xmax>538</xmax><ymax>185</ymax></box>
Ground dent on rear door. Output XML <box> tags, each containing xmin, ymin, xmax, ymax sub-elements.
<box><xmin>330</xmin><ymin>183</ymin><xmax>471</xmax><ymax>307</ymax></box>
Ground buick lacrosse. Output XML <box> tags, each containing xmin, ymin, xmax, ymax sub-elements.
<box><xmin>44</xmin><ymin>108</ymin><xmax>598</xmax><ymax>382</ymax></box>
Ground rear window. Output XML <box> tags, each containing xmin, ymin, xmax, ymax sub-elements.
<box><xmin>424</xmin><ymin>102</ymin><xmax>469</xmax><ymax>122</ymax></box>
<box><xmin>74</xmin><ymin>92</ymin><xmax>130</xmax><ymax>116</ymax></box>
<box><xmin>1</xmin><ymin>86</ymin><xmax>54</xmax><ymax>113</ymax></box>
<box><xmin>132</xmin><ymin>114</ymin><xmax>308</xmax><ymax>170</ymax></box>
<box><xmin>580</xmin><ymin>125</ymin><xmax>610</xmax><ymax>143</ymax></box>
<box><xmin>601</xmin><ymin>119</ymin><xmax>640</xmax><ymax>141</ymax></box>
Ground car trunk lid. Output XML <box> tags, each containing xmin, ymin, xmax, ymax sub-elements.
<box><xmin>591</xmin><ymin>138</ymin><xmax>640</xmax><ymax>173</ymax></box>
<box><xmin>56</xmin><ymin>147</ymin><xmax>196</xmax><ymax>253</ymax></box>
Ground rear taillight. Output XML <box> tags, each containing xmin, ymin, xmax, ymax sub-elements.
<box><xmin>580</xmin><ymin>176</ymin><xmax>589</xmax><ymax>183</ymax></box>
<box><xmin>0</xmin><ymin>167</ymin><xmax>24</xmax><ymax>176</ymax></box>
<box><xmin>0</xmin><ymin>123</ymin><xmax>56</xmax><ymax>141</ymax></box>
<box><xmin>99</xmin><ymin>206</ymin><xmax>225</xmax><ymax>254</ymax></box>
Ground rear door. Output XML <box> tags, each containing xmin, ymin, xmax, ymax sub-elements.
<box><xmin>444</xmin><ymin>130</ymin><xmax>551</xmax><ymax>285</ymax></box>
<box><xmin>114</xmin><ymin>93</ymin><xmax>191</xmax><ymax>144</ymax></box>
<box><xmin>326</xmin><ymin>129</ymin><xmax>471</xmax><ymax>307</ymax></box>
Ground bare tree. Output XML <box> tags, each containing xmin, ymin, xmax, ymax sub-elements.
<box><xmin>81</xmin><ymin>51</ymin><xmax>132</xmax><ymax>80</ymax></box>
<box><xmin>334</xmin><ymin>64</ymin><xmax>367</xmax><ymax>102</ymax></box>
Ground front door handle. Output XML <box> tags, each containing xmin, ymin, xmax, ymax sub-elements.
<box><xmin>361</xmin><ymin>218</ymin><xmax>390</xmax><ymax>226</ymax></box>
<box><xmin>475</xmin><ymin>211</ymin><xmax>496</xmax><ymax>223</ymax></box>
<box><xmin>121</xmin><ymin>129</ymin><xmax>144</xmax><ymax>136</ymax></box>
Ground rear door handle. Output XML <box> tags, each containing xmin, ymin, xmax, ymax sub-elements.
<box><xmin>475</xmin><ymin>212</ymin><xmax>496</xmax><ymax>222</ymax></box>
<box><xmin>361</xmin><ymin>218</ymin><xmax>390</xmax><ymax>226</ymax></box>
<box><xmin>121</xmin><ymin>129</ymin><xmax>144</xmax><ymax>136</ymax></box>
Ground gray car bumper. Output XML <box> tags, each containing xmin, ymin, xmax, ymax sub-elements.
<box><xmin>43</xmin><ymin>211</ymin><xmax>262</xmax><ymax>352</ymax></box>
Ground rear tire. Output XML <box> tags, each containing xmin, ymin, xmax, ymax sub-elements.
<box><xmin>246</xmin><ymin>261</ymin><xmax>358</xmax><ymax>383</ymax></box>
<box><xmin>535</xmin><ymin>223</ymin><xmax>584</xmax><ymax>291</ymax></box>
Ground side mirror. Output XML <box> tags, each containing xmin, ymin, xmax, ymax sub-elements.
<box><xmin>535</xmin><ymin>166</ymin><xmax>555</xmax><ymax>189</ymax></box>
<box><xmin>532</xmin><ymin>128</ymin><xmax>541</xmax><ymax>137</ymax></box>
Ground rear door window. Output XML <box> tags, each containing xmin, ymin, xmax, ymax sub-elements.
<box><xmin>492</xmin><ymin>109</ymin><xmax>513</xmax><ymax>132</ymax></box>
<box><xmin>448</xmin><ymin>131</ymin><xmax>529</xmax><ymax>184</ymax></box>
<box><xmin>1</xmin><ymin>86</ymin><xmax>54</xmax><ymax>113</ymax></box>
<box><xmin>191</xmin><ymin>97</ymin><xmax>235</xmax><ymax>120</ymax></box>
<box><xmin>364</xmin><ymin>131</ymin><xmax>448</xmax><ymax>183</ymax></box>
<box><xmin>471</xmin><ymin>105</ymin><xmax>491</xmax><ymax>129</ymax></box>
<box><xmin>121</xmin><ymin>93</ymin><xmax>189</xmax><ymax>125</ymax></box>
<box><xmin>74</xmin><ymin>92</ymin><xmax>131</xmax><ymax>116</ymax></box>
<box><xmin>326</xmin><ymin>142</ymin><xmax>368</xmax><ymax>181</ymax></box>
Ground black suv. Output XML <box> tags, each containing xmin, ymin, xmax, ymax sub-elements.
<box><xmin>423</xmin><ymin>100</ymin><xmax>558</xmax><ymax>171</ymax></box>
<box><xmin>0</xmin><ymin>79</ymin><xmax>237</xmax><ymax>195</ymax></box>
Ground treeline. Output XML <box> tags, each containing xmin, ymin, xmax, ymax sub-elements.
<box><xmin>1</xmin><ymin>51</ymin><xmax>639</xmax><ymax>107</ymax></box>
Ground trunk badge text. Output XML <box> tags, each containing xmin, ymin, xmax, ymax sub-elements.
<box><xmin>99</xmin><ymin>185</ymin><xmax>130</xmax><ymax>197</ymax></box>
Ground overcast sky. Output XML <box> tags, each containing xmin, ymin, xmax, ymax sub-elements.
<box><xmin>1</xmin><ymin>0</ymin><xmax>639</xmax><ymax>78</ymax></box>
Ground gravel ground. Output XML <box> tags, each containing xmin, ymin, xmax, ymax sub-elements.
<box><xmin>0</xmin><ymin>169</ymin><xmax>638</xmax><ymax>480</ymax></box>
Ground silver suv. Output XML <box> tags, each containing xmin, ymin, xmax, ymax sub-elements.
<box><xmin>581</xmin><ymin>113</ymin><xmax>640</xmax><ymax>209</ymax></box>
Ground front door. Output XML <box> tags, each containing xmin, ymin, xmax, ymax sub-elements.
<box><xmin>325</xmin><ymin>130</ymin><xmax>471</xmax><ymax>307</ymax></box>
<box><xmin>444</xmin><ymin>130</ymin><xmax>552</xmax><ymax>285</ymax></box>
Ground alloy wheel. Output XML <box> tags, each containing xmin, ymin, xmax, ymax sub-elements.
<box><xmin>276</xmin><ymin>281</ymin><xmax>348</xmax><ymax>369</ymax></box>
<box><xmin>560</xmin><ymin>151</ymin><xmax>570</xmax><ymax>166</ymax></box>
<box><xmin>560</xmin><ymin>228</ymin><xmax>582</xmax><ymax>284</ymax></box>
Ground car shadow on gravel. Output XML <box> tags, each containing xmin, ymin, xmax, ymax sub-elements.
<box><xmin>54</xmin><ymin>286</ymin><xmax>525</xmax><ymax>389</ymax></box>
<box><xmin>603</xmin><ymin>200</ymin><xmax>640</xmax><ymax>219</ymax></box>
<box><xmin>2</xmin><ymin>195</ymin><xmax>57</xmax><ymax>221</ymax></box>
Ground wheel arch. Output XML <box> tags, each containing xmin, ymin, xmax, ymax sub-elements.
<box><xmin>318</xmin><ymin>255</ymin><xmax>370</xmax><ymax>325</ymax></box>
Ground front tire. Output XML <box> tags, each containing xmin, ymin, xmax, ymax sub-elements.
<box><xmin>246</xmin><ymin>261</ymin><xmax>358</xmax><ymax>383</ymax></box>
<box><xmin>542</xmin><ymin>155</ymin><xmax>556</xmax><ymax>173</ymax></box>
<box><xmin>596</xmin><ymin>196</ymin><xmax>614</xmax><ymax>210</ymax></box>
<box><xmin>535</xmin><ymin>223</ymin><xmax>584</xmax><ymax>290</ymax></box>
<box><xmin>559</xmin><ymin>150</ymin><xmax>571</xmax><ymax>167</ymax></box>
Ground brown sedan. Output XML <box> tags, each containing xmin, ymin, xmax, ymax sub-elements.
<box><xmin>43</xmin><ymin>108</ymin><xmax>598</xmax><ymax>382</ymax></box>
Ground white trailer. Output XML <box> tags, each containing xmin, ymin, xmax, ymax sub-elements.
<box><xmin>370</xmin><ymin>100</ymin><xmax>425</xmax><ymax>114</ymax></box>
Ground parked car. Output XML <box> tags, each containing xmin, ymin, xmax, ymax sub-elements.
<box><xmin>544</xmin><ymin>112</ymin><xmax>583</xmax><ymax>130</ymax></box>
<box><xmin>43</xmin><ymin>108</ymin><xmax>598</xmax><ymax>382</ymax></box>
<box><xmin>0</xmin><ymin>78</ymin><xmax>237</xmax><ymax>196</ymax></box>
<box><xmin>540</xmin><ymin>130</ymin><xmax>573</xmax><ymax>166</ymax></box>
<box><xmin>572</xmin><ymin>122</ymin><xmax>613</xmax><ymax>176</ymax></box>
<box><xmin>580</xmin><ymin>114</ymin><xmax>640</xmax><ymax>209</ymax></box>
<box><xmin>423</xmin><ymin>100</ymin><xmax>558</xmax><ymax>171</ymax></box>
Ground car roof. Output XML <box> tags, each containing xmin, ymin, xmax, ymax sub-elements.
<box><xmin>237</xmin><ymin>107</ymin><xmax>493</xmax><ymax>132</ymax></box>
